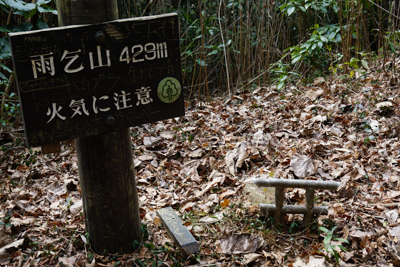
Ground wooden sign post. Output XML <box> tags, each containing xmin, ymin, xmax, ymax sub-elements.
<box><xmin>8</xmin><ymin>0</ymin><xmax>184</xmax><ymax>254</ymax></box>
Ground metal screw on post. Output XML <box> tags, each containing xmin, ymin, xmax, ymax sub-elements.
<box><xmin>95</xmin><ymin>31</ymin><xmax>105</xmax><ymax>42</ymax></box>
<box><xmin>106</xmin><ymin>115</ymin><xmax>115</xmax><ymax>126</ymax></box>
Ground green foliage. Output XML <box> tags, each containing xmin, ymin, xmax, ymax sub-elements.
<box><xmin>280</xmin><ymin>0</ymin><xmax>339</xmax><ymax>17</ymax></box>
<box><xmin>0</xmin><ymin>0</ymin><xmax>57</xmax><ymax>133</ymax></box>
<box><xmin>280</xmin><ymin>0</ymin><xmax>343</xmax><ymax>77</ymax></box>
<box><xmin>271</xmin><ymin>61</ymin><xmax>299</xmax><ymax>91</ymax></box>
<box><xmin>290</xmin><ymin>24</ymin><xmax>341</xmax><ymax>68</ymax></box>
<box><xmin>0</xmin><ymin>0</ymin><xmax>57</xmax><ymax>19</ymax></box>
<box><xmin>0</xmin><ymin>91</ymin><xmax>20</xmax><ymax>130</ymax></box>
<box><xmin>319</xmin><ymin>226</ymin><xmax>349</xmax><ymax>263</ymax></box>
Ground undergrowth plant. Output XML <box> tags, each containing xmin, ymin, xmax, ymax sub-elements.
<box><xmin>319</xmin><ymin>226</ymin><xmax>349</xmax><ymax>263</ymax></box>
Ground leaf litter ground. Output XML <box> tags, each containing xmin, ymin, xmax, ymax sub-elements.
<box><xmin>1</xmin><ymin>67</ymin><xmax>400</xmax><ymax>266</ymax></box>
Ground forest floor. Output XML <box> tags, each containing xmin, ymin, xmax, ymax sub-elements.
<box><xmin>1</xmin><ymin>61</ymin><xmax>400</xmax><ymax>266</ymax></box>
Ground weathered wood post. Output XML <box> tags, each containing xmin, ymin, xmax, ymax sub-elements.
<box><xmin>56</xmin><ymin>0</ymin><xmax>141</xmax><ymax>254</ymax></box>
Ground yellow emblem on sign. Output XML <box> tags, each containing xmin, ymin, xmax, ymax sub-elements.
<box><xmin>157</xmin><ymin>77</ymin><xmax>181</xmax><ymax>103</ymax></box>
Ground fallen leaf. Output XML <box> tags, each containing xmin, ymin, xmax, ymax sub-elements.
<box><xmin>290</xmin><ymin>154</ymin><xmax>315</xmax><ymax>178</ymax></box>
<box><xmin>216</xmin><ymin>234</ymin><xmax>264</xmax><ymax>254</ymax></box>
<box><xmin>220</xmin><ymin>199</ymin><xmax>230</xmax><ymax>208</ymax></box>
<box><xmin>305</xmin><ymin>88</ymin><xmax>324</xmax><ymax>101</ymax></box>
<box><xmin>243</xmin><ymin>253</ymin><xmax>262</xmax><ymax>264</ymax></box>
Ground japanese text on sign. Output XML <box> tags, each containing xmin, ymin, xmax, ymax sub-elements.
<box><xmin>31</xmin><ymin>43</ymin><xmax>168</xmax><ymax>79</ymax></box>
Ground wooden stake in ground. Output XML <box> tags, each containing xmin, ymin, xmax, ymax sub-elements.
<box><xmin>56</xmin><ymin>0</ymin><xmax>140</xmax><ymax>254</ymax></box>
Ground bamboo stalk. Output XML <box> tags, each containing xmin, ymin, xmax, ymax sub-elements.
<box><xmin>0</xmin><ymin>74</ymin><xmax>14</xmax><ymax>120</ymax></box>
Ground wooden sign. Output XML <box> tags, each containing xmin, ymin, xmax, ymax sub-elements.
<box><xmin>9</xmin><ymin>13</ymin><xmax>184</xmax><ymax>147</ymax></box>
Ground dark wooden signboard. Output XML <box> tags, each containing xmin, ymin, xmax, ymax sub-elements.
<box><xmin>9</xmin><ymin>13</ymin><xmax>184</xmax><ymax>147</ymax></box>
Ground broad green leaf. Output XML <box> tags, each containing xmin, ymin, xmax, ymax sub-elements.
<box><xmin>6</xmin><ymin>0</ymin><xmax>36</xmax><ymax>11</ymax></box>
<box><xmin>277</xmin><ymin>81</ymin><xmax>285</xmax><ymax>90</ymax></box>
<box><xmin>0</xmin><ymin>37</ymin><xmax>11</xmax><ymax>60</ymax></box>
<box><xmin>0</xmin><ymin>5</ymin><xmax>9</xmax><ymax>13</ymax></box>
<box><xmin>0</xmin><ymin>63</ymin><xmax>12</xmax><ymax>73</ymax></box>
<box><xmin>36</xmin><ymin>0</ymin><xmax>52</xmax><ymax>5</ymax></box>
<box><xmin>318</xmin><ymin>41</ymin><xmax>323</xmax><ymax>48</ymax></box>
<box><xmin>334</xmin><ymin>34</ymin><xmax>341</xmax><ymax>42</ymax></box>
<box><xmin>319</xmin><ymin>227</ymin><xmax>329</xmax><ymax>233</ymax></box>
<box><xmin>196</xmin><ymin>59</ymin><xmax>206</xmax><ymax>66</ymax></box>
<box><xmin>24</xmin><ymin>8</ymin><xmax>37</xmax><ymax>18</ymax></box>
<box><xmin>335</xmin><ymin>238</ymin><xmax>349</xmax><ymax>244</ymax></box>
<box><xmin>0</xmin><ymin>27</ymin><xmax>11</xmax><ymax>33</ymax></box>
<box><xmin>292</xmin><ymin>54</ymin><xmax>302</xmax><ymax>64</ymax></box>
<box><xmin>35</xmin><ymin>16</ymin><xmax>49</xmax><ymax>29</ymax></box>
<box><xmin>287</xmin><ymin>6</ymin><xmax>295</xmax><ymax>16</ymax></box>
<box><xmin>389</xmin><ymin>41</ymin><xmax>396</xmax><ymax>54</ymax></box>
<box><xmin>0</xmin><ymin>71</ymin><xmax>8</xmax><ymax>81</ymax></box>
<box><xmin>206</xmin><ymin>50</ymin><xmax>218</xmax><ymax>56</ymax></box>
<box><xmin>38</xmin><ymin>4</ymin><xmax>57</xmax><ymax>14</ymax></box>
<box><xmin>361</xmin><ymin>59</ymin><xmax>369</xmax><ymax>69</ymax></box>
<box><xmin>13</xmin><ymin>22</ymin><xmax>33</xmax><ymax>32</ymax></box>
<box><xmin>311</xmin><ymin>43</ymin><xmax>317</xmax><ymax>51</ymax></box>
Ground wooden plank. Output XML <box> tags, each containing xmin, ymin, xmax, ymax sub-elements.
<box><xmin>41</xmin><ymin>143</ymin><xmax>61</xmax><ymax>154</ymax></box>
<box><xmin>156</xmin><ymin>207</ymin><xmax>200</xmax><ymax>254</ymax></box>
<box><xmin>9</xmin><ymin>13</ymin><xmax>184</xmax><ymax>147</ymax></box>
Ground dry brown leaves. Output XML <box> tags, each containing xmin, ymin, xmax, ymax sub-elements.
<box><xmin>1</xmin><ymin>61</ymin><xmax>400</xmax><ymax>266</ymax></box>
